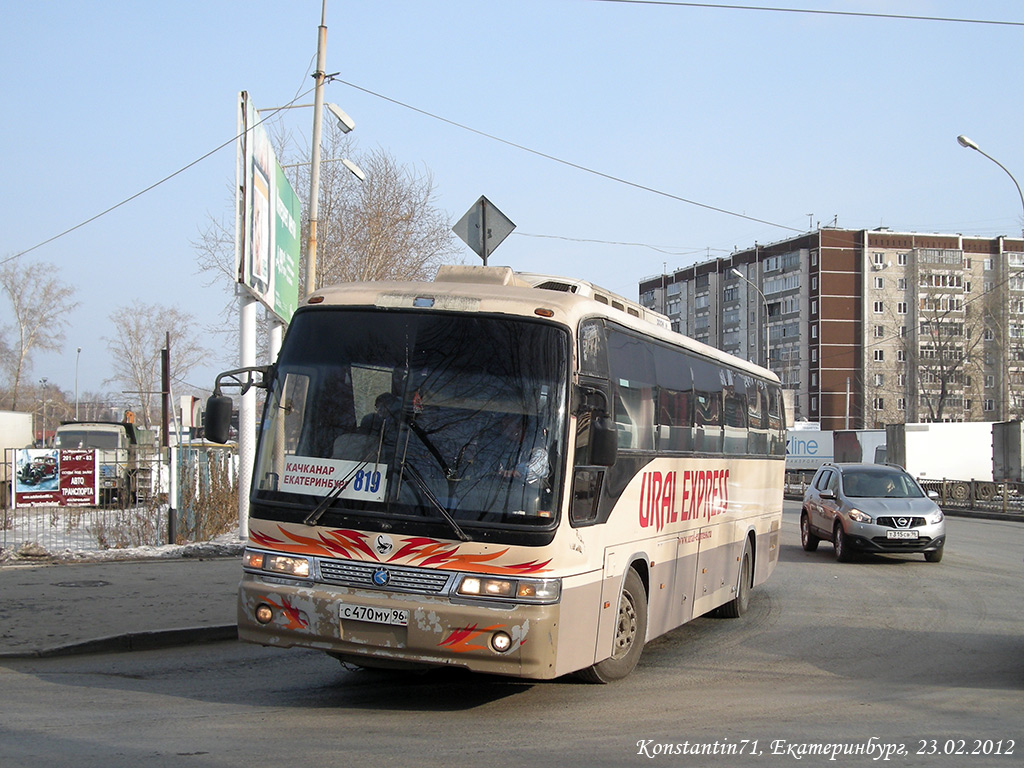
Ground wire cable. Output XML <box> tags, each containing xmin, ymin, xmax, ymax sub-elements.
<box><xmin>1</xmin><ymin>87</ymin><xmax>316</xmax><ymax>268</ymax></box>
<box><xmin>334</xmin><ymin>78</ymin><xmax>802</xmax><ymax>234</ymax></box>
<box><xmin>585</xmin><ymin>0</ymin><xmax>1024</xmax><ymax>28</ymax></box>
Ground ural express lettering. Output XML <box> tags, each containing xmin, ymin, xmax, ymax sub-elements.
<box><xmin>638</xmin><ymin>469</ymin><xmax>730</xmax><ymax>532</ymax></box>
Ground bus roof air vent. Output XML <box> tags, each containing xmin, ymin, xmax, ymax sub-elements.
<box><xmin>533</xmin><ymin>280</ymin><xmax>578</xmax><ymax>293</ymax></box>
<box><xmin>435</xmin><ymin>265</ymin><xmax>531</xmax><ymax>287</ymax></box>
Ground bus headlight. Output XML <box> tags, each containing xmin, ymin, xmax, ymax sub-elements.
<box><xmin>244</xmin><ymin>549</ymin><xmax>311</xmax><ymax>579</ymax></box>
<box><xmin>456</xmin><ymin>575</ymin><xmax>560</xmax><ymax>604</ymax></box>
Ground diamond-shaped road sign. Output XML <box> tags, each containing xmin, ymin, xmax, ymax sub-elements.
<box><xmin>453</xmin><ymin>196</ymin><xmax>515</xmax><ymax>265</ymax></box>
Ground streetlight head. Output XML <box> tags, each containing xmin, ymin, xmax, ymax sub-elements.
<box><xmin>325</xmin><ymin>103</ymin><xmax>355</xmax><ymax>133</ymax></box>
<box><xmin>957</xmin><ymin>134</ymin><xmax>979</xmax><ymax>151</ymax></box>
<box><xmin>341</xmin><ymin>158</ymin><xmax>366</xmax><ymax>182</ymax></box>
<box><xmin>729</xmin><ymin>268</ymin><xmax>742</xmax><ymax>278</ymax></box>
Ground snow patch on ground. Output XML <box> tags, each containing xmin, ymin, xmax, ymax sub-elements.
<box><xmin>1</xmin><ymin>504</ymin><xmax>244</xmax><ymax>564</ymax></box>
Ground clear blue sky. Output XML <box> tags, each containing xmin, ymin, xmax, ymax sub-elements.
<box><xmin>3</xmin><ymin>1</ymin><xmax>1023</xmax><ymax>400</ymax></box>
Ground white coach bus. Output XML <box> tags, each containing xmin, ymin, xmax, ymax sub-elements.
<box><xmin>206</xmin><ymin>265</ymin><xmax>786</xmax><ymax>682</ymax></box>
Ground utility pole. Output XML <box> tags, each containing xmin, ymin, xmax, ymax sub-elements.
<box><xmin>163</xmin><ymin>332</ymin><xmax>176</xmax><ymax>545</ymax></box>
<box><xmin>305</xmin><ymin>0</ymin><xmax>328</xmax><ymax>296</ymax></box>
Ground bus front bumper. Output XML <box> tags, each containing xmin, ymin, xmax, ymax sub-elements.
<box><xmin>237</xmin><ymin>573</ymin><xmax>562</xmax><ymax>679</ymax></box>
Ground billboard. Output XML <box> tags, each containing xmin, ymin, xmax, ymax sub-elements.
<box><xmin>237</xmin><ymin>91</ymin><xmax>302</xmax><ymax>324</ymax></box>
<box><xmin>13</xmin><ymin>449</ymin><xmax>99</xmax><ymax>507</ymax></box>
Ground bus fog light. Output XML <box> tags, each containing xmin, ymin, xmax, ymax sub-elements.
<box><xmin>491</xmin><ymin>631</ymin><xmax>512</xmax><ymax>653</ymax></box>
<box><xmin>254</xmin><ymin>604</ymin><xmax>274</xmax><ymax>624</ymax></box>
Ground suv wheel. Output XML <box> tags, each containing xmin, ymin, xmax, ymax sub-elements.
<box><xmin>833</xmin><ymin>522</ymin><xmax>854</xmax><ymax>562</ymax></box>
<box><xmin>800</xmin><ymin>511</ymin><xmax>819</xmax><ymax>552</ymax></box>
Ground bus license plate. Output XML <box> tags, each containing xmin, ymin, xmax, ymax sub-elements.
<box><xmin>339</xmin><ymin>603</ymin><xmax>409</xmax><ymax>626</ymax></box>
<box><xmin>886</xmin><ymin>530</ymin><xmax>919</xmax><ymax>540</ymax></box>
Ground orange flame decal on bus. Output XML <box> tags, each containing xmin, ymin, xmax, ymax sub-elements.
<box><xmin>250</xmin><ymin>525</ymin><xmax>551</xmax><ymax>574</ymax></box>
<box><xmin>439</xmin><ymin>623</ymin><xmax>504</xmax><ymax>653</ymax></box>
<box><xmin>258</xmin><ymin>595</ymin><xmax>307</xmax><ymax>631</ymax></box>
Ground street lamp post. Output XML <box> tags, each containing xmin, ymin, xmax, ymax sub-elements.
<box><xmin>957</xmin><ymin>134</ymin><xmax>1024</xmax><ymax>422</ymax></box>
<box><xmin>39</xmin><ymin>377</ymin><xmax>48</xmax><ymax>447</ymax></box>
<box><xmin>730</xmin><ymin>268</ymin><xmax>771</xmax><ymax>369</ymax></box>
<box><xmin>75</xmin><ymin>347</ymin><xmax>81</xmax><ymax>421</ymax></box>
<box><xmin>957</xmin><ymin>135</ymin><xmax>1024</xmax><ymax>238</ymax></box>
<box><xmin>299</xmin><ymin>8</ymin><xmax>361</xmax><ymax>295</ymax></box>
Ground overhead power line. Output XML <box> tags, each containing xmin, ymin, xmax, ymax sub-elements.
<box><xmin>586</xmin><ymin>0</ymin><xmax>1024</xmax><ymax>28</ymax></box>
<box><xmin>335</xmin><ymin>78</ymin><xmax>803</xmax><ymax>234</ymax></box>
<box><xmin>1</xmin><ymin>88</ymin><xmax>316</xmax><ymax>269</ymax></box>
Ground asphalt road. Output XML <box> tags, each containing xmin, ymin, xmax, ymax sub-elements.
<box><xmin>1</xmin><ymin>502</ymin><xmax>1021</xmax><ymax>767</ymax></box>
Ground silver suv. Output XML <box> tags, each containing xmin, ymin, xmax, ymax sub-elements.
<box><xmin>801</xmin><ymin>463</ymin><xmax>946</xmax><ymax>562</ymax></box>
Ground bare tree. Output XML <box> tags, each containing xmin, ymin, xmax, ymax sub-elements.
<box><xmin>285</xmin><ymin>124</ymin><xmax>461</xmax><ymax>291</ymax></box>
<box><xmin>0</xmin><ymin>260</ymin><xmax>78</xmax><ymax>410</ymax></box>
<box><xmin>105</xmin><ymin>302</ymin><xmax>208</xmax><ymax>429</ymax></box>
<box><xmin>192</xmin><ymin>210</ymin><xmax>277</xmax><ymax>365</ymax></box>
<box><xmin>901</xmin><ymin>298</ymin><xmax>986</xmax><ymax>422</ymax></box>
<box><xmin>192</xmin><ymin>124</ymin><xmax>461</xmax><ymax>377</ymax></box>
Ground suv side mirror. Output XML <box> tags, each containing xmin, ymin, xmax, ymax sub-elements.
<box><xmin>820</xmin><ymin>488</ymin><xmax>837</xmax><ymax>500</ymax></box>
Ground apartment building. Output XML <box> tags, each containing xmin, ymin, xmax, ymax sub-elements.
<box><xmin>639</xmin><ymin>227</ymin><xmax>1024</xmax><ymax>430</ymax></box>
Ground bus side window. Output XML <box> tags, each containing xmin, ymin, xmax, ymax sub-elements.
<box><xmin>579</xmin><ymin>319</ymin><xmax>609</xmax><ymax>377</ymax></box>
<box><xmin>654</xmin><ymin>343</ymin><xmax>693</xmax><ymax>451</ymax></box>
<box><xmin>723</xmin><ymin>373</ymin><xmax>748</xmax><ymax>456</ymax></box>
<box><xmin>767</xmin><ymin>385</ymin><xmax>786</xmax><ymax>455</ymax></box>
<box><xmin>607</xmin><ymin>328</ymin><xmax>656</xmax><ymax>452</ymax></box>
<box><xmin>747</xmin><ymin>379</ymin><xmax>769</xmax><ymax>455</ymax></box>
<box><xmin>692</xmin><ymin>357</ymin><xmax>723</xmax><ymax>453</ymax></box>
<box><xmin>657</xmin><ymin>388</ymin><xmax>693</xmax><ymax>451</ymax></box>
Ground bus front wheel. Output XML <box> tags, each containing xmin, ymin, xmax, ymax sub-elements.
<box><xmin>577</xmin><ymin>568</ymin><xmax>648</xmax><ymax>684</ymax></box>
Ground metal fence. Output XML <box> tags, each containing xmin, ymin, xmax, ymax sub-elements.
<box><xmin>1</xmin><ymin>446</ymin><xmax>238</xmax><ymax>556</ymax></box>
<box><xmin>784</xmin><ymin>473</ymin><xmax>1024</xmax><ymax>515</ymax></box>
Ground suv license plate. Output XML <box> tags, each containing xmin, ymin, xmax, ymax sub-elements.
<box><xmin>339</xmin><ymin>603</ymin><xmax>409</xmax><ymax>626</ymax></box>
<box><xmin>886</xmin><ymin>530</ymin><xmax>919</xmax><ymax>540</ymax></box>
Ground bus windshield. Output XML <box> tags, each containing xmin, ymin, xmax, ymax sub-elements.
<box><xmin>252</xmin><ymin>309</ymin><xmax>569</xmax><ymax>533</ymax></box>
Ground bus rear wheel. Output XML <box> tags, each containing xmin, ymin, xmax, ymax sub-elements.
<box><xmin>717</xmin><ymin>541</ymin><xmax>752</xmax><ymax>619</ymax></box>
<box><xmin>577</xmin><ymin>568</ymin><xmax>647</xmax><ymax>683</ymax></box>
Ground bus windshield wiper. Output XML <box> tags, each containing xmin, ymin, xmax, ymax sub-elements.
<box><xmin>303</xmin><ymin>477</ymin><xmax>348</xmax><ymax>527</ymax></box>
<box><xmin>399</xmin><ymin>460</ymin><xmax>471</xmax><ymax>542</ymax></box>
<box><xmin>303</xmin><ymin>439</ymin><xmax>385</xmax><ymax>527</ymax></box>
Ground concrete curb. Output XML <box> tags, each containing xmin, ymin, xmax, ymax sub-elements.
<box><xmin>0</xmin><ymin>624</ymin><xmax>238</xmax><ymax>660</ymax></box>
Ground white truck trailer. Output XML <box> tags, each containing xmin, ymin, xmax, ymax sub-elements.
<box><xmin>1</xmin><ymin>410</ymin><xmax>34</xmax><ymax>506</ymax></box>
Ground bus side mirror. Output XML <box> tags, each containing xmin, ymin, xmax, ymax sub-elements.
<box><xmin>590</xmin><ymin>413</ymin><xmax>618</xmax><ymax>467</ymax></box>
<box><xmin>203</xmin><ymin>365</ymin><xmax>272</xmax><ymax>443</ymax></box>
<box><xmin>205</xmin><ymin>395</ymin><xmax>233</xmax><ymax>444</ymax></box>
<box><xmin>576</xmin><ymin>385</ymin><xmax>617</xmax><ymax>466</ymax></box>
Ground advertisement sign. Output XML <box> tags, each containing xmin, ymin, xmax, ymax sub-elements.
<box><xmin>13</xmin><ymin>449</ymin><xmax>99</xmax><ymax>507</ymax></box>
<box><xmin>58</xmin><ymin>449</ymin><xmax>100</xmax><ymax>507</ymax></box>
<box><xmin>237</xmin><ymin>90</ymin><xmax>302</xmax><ymax>324</ymax></box>
<box><xmin>785</xmin><ymin>430</ymin><xmax>834</xmax><ymax>472</ymax></box>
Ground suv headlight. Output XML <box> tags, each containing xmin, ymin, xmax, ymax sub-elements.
<box><xmin>848</xmin><ymin>509</ymin><xmax>872</xmax><ymax>523</ymax></box>
<box><xmin>455</xmin><ymin>575</ymin><xmax>561</xmax><ymax>604</ymax></box>
<box><xmin>927</xmin><ymin>510</ymin><xmax>944</xmax><ymax>525</ymax></box>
